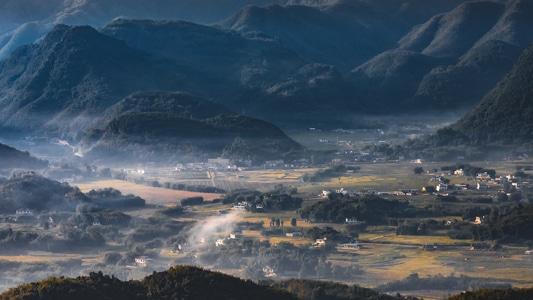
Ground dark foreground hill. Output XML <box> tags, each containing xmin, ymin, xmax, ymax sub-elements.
<box><xmin>447</xmin><ymin>288</ymin><xmax>533</xmax><ymax>300</ymax></box>
<box><xmin>0</xmin><ymin>265</ymin><xmax>419</xmax><ymax>300</ymax></box>
<box><xmin>0</xmin><ymin>142</ymin><xmax>48</xmax><ymax>170</ymax></box>
<box><xmin>3</xmin><ymin>264</ymin><xmax>530</xmax><ymax>300</ymax></box>
<box><xmin>0</xmin><ymin>266</ymin><xmax>296</xmax><ymax>300</ymax></box>
<box><xmin>405</xmin><ymin>43</ymin><xmax>533</xmax><ymax>160</ymax></box>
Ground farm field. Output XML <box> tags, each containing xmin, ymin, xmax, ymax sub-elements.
<box><xmin>164</xmin><ymin>199</ymin><xmax>533</xmax><ymax>290</ymax></box>
<box><xmin>2</xmin><ymin>158</ymin><xmax>531</xmax><ymax>297</ymax></box>
<box><xmin>79</xmin><ymin>158</ymin><xmax>529</xmax><ymax>200</ymax></box>
<box><xmin>75</xmin><ymin>179</ymin><xmax>224</xmax><ymax>205</ymax></box>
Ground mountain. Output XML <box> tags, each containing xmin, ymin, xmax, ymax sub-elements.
<box><xmin>348</xmin><ymin>0</ymin><xmax>533</xmax><ymax>113</ymax></box>
<box><xmin>94</xmin><ymin>91</ymin><xmax>233</xmax><ymax>123</ymax></box>
<box><xmin>0</xmin><ymin>0</ymin><xmax>287</xmax><ymax>29</ymax></box>
<box><xmin>1</xmin><ymin>0</ymin><xmax>533</xmax><ymax>147</ymax></box>
<box><xmin>219</xmin><ymin>0</ymin><xmax>468</xmax><ymax>72</ymax></box>
<box><xmin>81</xmin><ymin>19</ymin><xmax>359</xmax><ymax>127</ymax></box>
<box><xmin>405</xmin><ymin>43</ymin><xmax>533</xmax><ymax>159</ymax></box>
<box><xmin>0</xmin><ymin>20</ymin><xmax>355</xmax><ymax>139</ymax></box>
<box><xmin>451</xmin><ymin>43</ymin><xmax>533</xmax><ymax>144</ymax></box>
<box><xmin>99</xmin><ymin>18</ymin><xmax>307</xmax><ymax>93</ymax></box>
<box><xmin>0</xmin><ymin>24</ymin><xmax>189</xmax><ymax>138</ymax></box>
<box><xmin>0</xmin><ymin>143</ymin><xmax>48</xmax><ymax>170</ymax></box>
<box><xmin>75</xmin><ymin>87</ymin><xmax>305</xmax><ymax>165</ymax></box>
<box><xmin>0</xmin><ymin>0</ymin><xmax>289</xmax><ymax>60</ymax></box>
<box><xmin>0</xmin><ymin>22</ymin><xmax>51</xmax><ymax>59</ymax></box>
<box><xmin>81</xmin><ymin>112</ymin><xmax>305</xmax><ymax>164</ymax></box>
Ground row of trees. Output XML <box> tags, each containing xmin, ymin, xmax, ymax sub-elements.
<box><xmin>298</xmin><ymin>195</ymin><xmax>412</xmax><ymax>225</ymax></box>
<box><xmin>377</xmin><ymin>272</ymin><xmax>511</xmax><ymax>293</ymax></box>
<box><xmin>223</xmin><ymin>190</ymin><xmax>303</xmax><ymax>211</ymax></box>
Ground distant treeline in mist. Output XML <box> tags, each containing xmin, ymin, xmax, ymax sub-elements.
<box><xmin>115</xmin><ymin>171</ymin><xmax>226</xmax><ymax>194</ymax></box>
<box><xmin>376</xmin><ymin>272</ymin><xmax>511</xmax><ymax>294</ymax></box>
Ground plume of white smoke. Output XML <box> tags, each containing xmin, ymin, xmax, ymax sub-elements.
<box><xmin>186</xmin><ymin>209</ymin><xmax>243</xmax><ymax>249</ymax></box>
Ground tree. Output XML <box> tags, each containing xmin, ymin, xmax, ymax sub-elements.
<box><xmin>104</xmin><ymin>252</ymin><xmax>122</xmax><ymax>265</ymax></box>
<box><xmin>414</xmin><ymin>167</ymin><xmax>424</xmax><ymax>174</ymax></box>
<box><xmin>496</xmin><ymin>192</ymin><xmax>509</xmax><ymax>202</ymax></box>
<box><xmin>291</xmin><ymin>218</ymin><xmax>297</xmax><ymax>227</ymax></box>
<box><xmin>510</xmin><ymin>192</ymin><xmax>522</xmax><ymax>202</ymax></box>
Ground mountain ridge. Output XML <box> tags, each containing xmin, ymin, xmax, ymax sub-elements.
<box><xmin>349</xmin><ymin>0</ymin><xmax>533</xmax><ymax>113</ymax></box>
<box><xmin>0</xmin><ymin>0</ymin><xmax>289</xmax><ymax>56</ymax></box>
<box><xmin>0</xmin><ymin>0</ymin><xmax>532</xmax><ymax>157</ymax></box>
<box><xmin>405</xmin><ymin>43</ymin><xmax>533</xmax><ymax>160</ymax></box>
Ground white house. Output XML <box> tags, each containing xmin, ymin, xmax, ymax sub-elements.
<box><xmin>436</xmin><ymin>183</ymin><xmax>448</xmax><ymax>192</ymax></box>
<box><xmin>232</xmin><ymin>202</ymin><xmax>247</xmax><ymax>210</ymax></box>
<box><xmin>313</xmin><ymin>238</ymin><xmax>327</xmax><ymax>247</ymax></box>
<box><xmin>135</xmin><ymin>256</ymin><xmax>153</xmax><ymax>267</ymax></box>
<box><xmin>262</xmin><ymin>266</ymin><xmax>277</xmax><ymax>278</ymax></box>
<box><xmin>454</xmin><ymin>184</ymin><xmax>468</xmax><ymax>191</ymax></box>
<box><xmin>477</xmin><ymin>182</ymin><xmax>488</xmax><ymax>190</ymax></box>
<box><xmin>345</xmin><ymin>217</ymin><xmax>365</xmax><ymax>225</ymax></box>
<box><xmin>339</xmin><ymin>241</ymin><xmax>360</xmax><ymax>250</ymax></box>
<box><xmin>215</xmin><ymin>238</ymin><xmax>226</xmax><ymax>247</ymax></box>
<box><xmin>476</xmin><ymin>172</ymin><xmax>491</xmax><ymax>181</ymax></box>
<box><xmin>229</xmin><ymin>232</ymin><xmax>242</xmax><ymax>239</ymax></box>
<box><xmin>16</xmin><ymin>209</ymin><xmax>32</xmax><ymax>215</ymax></box>
<box><xmin>474</xmin><ymin>216</ymin><xmax>487</xmax><ymax>225</ymax></box>
<box><xmin>286</xmin><ymin>232</ymin><xmax>303</xmax><ymax>238</ymax></box>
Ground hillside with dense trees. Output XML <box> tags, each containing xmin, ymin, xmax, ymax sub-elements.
<box><xmin>0</xmin><ymin>143</ymin><xmax>48</xmax><ymax>170</ymax></box>
<box><xmin>0</xmin><ymin>266</ymin><xmax>297</xmax><ymax>300</ymax></box>
<box><xmin>81</xmin><ymin>112</ymin><xmax>304</xmax><ymax>164</ymax></box>
<box><xmin>405</xmin><ymin>43</ymin><xmax>533</xmax><ymax>160</ymax></box>
<box><xmin>0</xmin><ymin>265</ymin><xmax>425</xmax><ymax>300</ymax></box>
<box><xmin>447</xmin><ymin>288</ymin><xmax>533</xmax><ymax>300</ymax></box>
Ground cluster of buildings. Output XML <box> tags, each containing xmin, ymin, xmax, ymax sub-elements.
<box><xmin>321</xmin><ymin>188</ymin><xmax>390</xmax><ymax>198</ymax></box>
<box><xmin>171</xmin><ymin>158</ymin><xmax>312</xmax><ymax>172</ymax></box>
<box><xmin>434</xmin><ymin>169</ymin><xmax>529</xmax><ymax>193</ymax></box>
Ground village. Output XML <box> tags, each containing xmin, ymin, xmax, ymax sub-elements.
<box><xmin>105</xmin><ymin>159</ymin><xmax>532</xmax><ymax>291</ymax></box>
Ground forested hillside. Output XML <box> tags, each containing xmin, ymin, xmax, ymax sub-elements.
<box><xmin>0</xmin><ymin>265</ymin><xmax>424</xmax><ymax>300</ymax></box>
<box><xmin>405</xmin><ymin>42</ymin><xmax>533</xmax><ymax>160</ymax></box>
<box><xmin>0</xmin><ymin>143</ymin><xmax>48</xmax><ymax>170</ymax></box>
